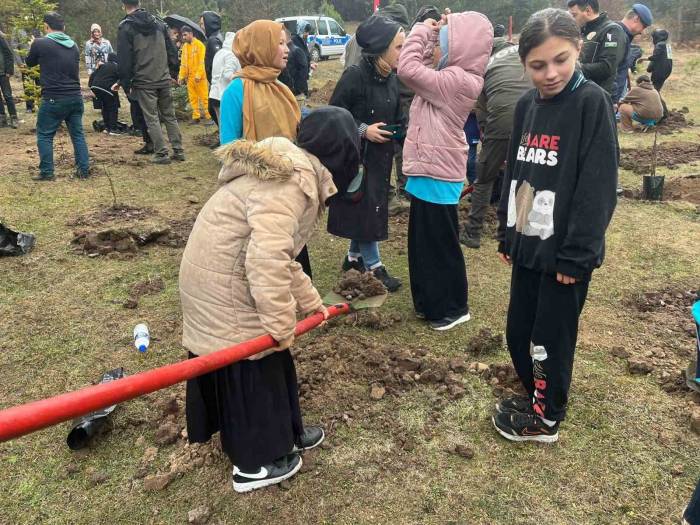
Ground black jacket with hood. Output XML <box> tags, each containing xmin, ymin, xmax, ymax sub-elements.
<box><xmin>202</xmin><ymin>11</ymin><xmax>223</xmax><ymax>84</ymax></box>
<box><xmin>117</xmin><ymin>8</ymin><xmax>179</xmax><ymax>93</ymax></box>
<box><xmin>647</xmin><ymin>29</ymin><xmax>672</xmax><ymax>83</ymax></box>
<box><xmin>286</xmin><ymin>34</ymin><xmax>311</xmax><ymax>96</ymax></box>
<box><xmin>578</xmin><ymin>12</ymin><xmax>627</xmax><ymax>95</ymax></box>
<box><xmin>0</xmin><ymin>35</ymin><xmax>15</xmax><ymax>76</ymax></box>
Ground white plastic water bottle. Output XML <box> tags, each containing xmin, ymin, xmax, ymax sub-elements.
<box><xmin>133</xmin><ymin>323</ymin><xmax>150</xmax><ymax>353</ymax></box>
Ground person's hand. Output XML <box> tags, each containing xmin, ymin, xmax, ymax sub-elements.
<box><xmin>275</xmin><ymin>334</ymin><xmax>295</xmax><ymax>351</ymax></box>
<box><xmin>556</xmin><ymin>273</ymin><xmax>577</xmax><ymax>285</ymax></box>
<box><xmin>111</xmin><ymin>83</ymin><xmax>120</xmax><ymax>92</ymax></box>
<box><xmin>194</xmin><ymin>75</ymin><xmax>201</xmax><ymax>82</ymax></box>
<box><xmin>498</xmin><ymin>252</ymin><xmax>512</xmax><ymax>265</ymax></box>
<box><xmin>424</xmin><ymin>18</ymin><xmax>440</xmax><ymax>31</ymax></box>
<box><xmin>310</xmin><ymin>62</ymin><xmax>317</xmax><ymax>71</ymax></box>
<box><xmin>315</xmin><ymin>304</ymin><xmax>330</xmax><ymax>329</ymax></box>
<box><xmin>366</xmin><ymin>122</ymin><xmax>393</xmax><ymax>143</ymax></box>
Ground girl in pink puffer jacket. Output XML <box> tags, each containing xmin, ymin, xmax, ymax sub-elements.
<box><xmin>398</xmin><ymin>12</ymin><xmax>492</xmax><ymax>331</ymax></box>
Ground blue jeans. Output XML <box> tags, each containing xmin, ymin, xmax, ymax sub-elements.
<box><xmin>36</xmin><ymin>97</ymin><xmax>89</xmax><ymax>176</ymax></box>
<box><xmin>349</xmin><ymin>240</ymin><xmax>381</xmax><ymax>270</ymax></box>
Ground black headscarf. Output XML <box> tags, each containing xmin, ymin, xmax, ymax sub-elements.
<box><xmin>411</xmin><ymin>5</ymin><xmax>441</xmax><ymax>29</ymax></box>
<box><xmin>297</xmin><ymin>107</ymin><xmax>361</xmax><ymax>199</ymax></box>
<box><xmin>356</xmin><ymin>15</ymin><xmax>401</xmax><ymax>56</ymax></box>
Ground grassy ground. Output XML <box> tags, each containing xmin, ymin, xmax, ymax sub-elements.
<box><xmin>0</xmin><ymin>49</ymin><xmax>699</xmax><ymax>525</ymax></box>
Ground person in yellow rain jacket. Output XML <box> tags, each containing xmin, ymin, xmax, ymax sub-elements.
<box><xmin>178</xmin><ymin>25</ymin><xmax>211</xmax><ymax>122</ymax></box>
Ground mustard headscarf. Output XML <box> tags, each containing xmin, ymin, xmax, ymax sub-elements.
<box><xmin>233</xmin><ymin>20</ymin><xmax>301</xmax><ymax>141</ymax></box>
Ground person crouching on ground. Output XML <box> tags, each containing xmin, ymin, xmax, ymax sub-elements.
<box><xmin>328</xmin><ymin>16</ymin><xmax>406</xmax><ymax>292</ymax></box>
<box><xmin>398</xmin><ymin>12</ymin><xmax>492</xmax><ymax>330</ymax></box>
<box><xmin>179</xmin><ymin>106</ymin><xmax>360</xmax><ymax>493</ymax></box>
<box><xmin>493</xmin><ymin>8</ymin><xmax>618</xmax><ymax>443</ymax></box>
<box><xmin>89</xmin><ymin>53</ymin><xmax>122</xmax><ymax>135</ymax></box>
<box><xmin>618</xmin><ymin>74</ymin><xmax>663</xmax><ymax>132</ymax></box>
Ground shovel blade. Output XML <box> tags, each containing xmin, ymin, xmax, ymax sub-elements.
<box><xmin>322</xmin><ymin>291</ymin><xmax>388</xmax><ymax>310</ymax></box>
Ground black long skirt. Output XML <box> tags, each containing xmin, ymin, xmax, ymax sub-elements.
<box><xmin>186</xmin><ymin>350</ymin><xmax>304</xmax><ymax>471</ymax></box>
<box><xmin>408</xmin><ymin>196</ymin><xmax>469</xmax><ymax>321</ymax></box>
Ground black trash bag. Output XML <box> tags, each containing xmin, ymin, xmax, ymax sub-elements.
<box><xmin>66</xmin><ymin>368</ymin><xmax>126</xmax><ymax>450</ymax></box>
<box><xmin>0</xmin><ymin>223</ymin><xmax>36</xmax><ymax>256</ymax></box>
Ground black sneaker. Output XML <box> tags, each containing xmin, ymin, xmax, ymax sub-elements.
<box><xmin>415</xmin><ymin>311</ymin><xmax>426</xmax><ymax>320</ymax></box>
<box><xmin>172</xmin><ymin>150</ymin><xmax>186</xmax><ymax>162</ymax></box>
<box><xmin>151</xmin><ymin>154</ymin><xmax>171</xmax><ymax>165</ymax></box>
<box><xmin>372</xmin><ymin>266</ymin><xmax>401</xmax><ymax>293</ymax></box>
<box><xmin>32</xmin><ymin>173</ymin><xmax>55</xmax><ymax>182</ymax></box>
<box><xmin>495</xmin><ymin>395</ymin><xmax>533</xmax><ymax>415</ymax></box>
<box><xmin>75</xmin><ymin>168</ymin><xmax>90</xmax><ymax>180</ymax></box>
<box><xmin>429</xmin><ymin>312</ymin><xmax>471</xmax><ymax>331</ymax></box>
<box><xmin>134</xmin><ymin>143</ymin><xmax>155</xmax><ymax>155</ymax></box>
<box><xmin>459</xmin><ymin>228</ymin><xmax>481</xmax><ymax>249</ymax></box>
<box><xmin>232</xmin><ymin>453</ymin><xmax>302</xmax><ymax>493</ymax></box>
<box><xmin>293</xmin><ymin>426</ymin><xmax>325</xmax><ymax>452</ymax></box>
<box><xmin>492</xmin><ymin>412</ymin><xmax>559</xmax><ymax>443</ymax></box>
<box><xmin>342</xmin><ymin>255</ymin><xmax>365</xmax><ymax>273</ymax></box>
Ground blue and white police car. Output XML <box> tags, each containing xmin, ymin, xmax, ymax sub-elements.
<box><xmin>276</xmin><ymin>16</ymin><xmax>351</xmax><ymax>61</ymax></box>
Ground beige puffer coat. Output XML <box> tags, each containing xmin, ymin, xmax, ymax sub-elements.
<box><xmin>179</xmin><ymin>137</ymin><xmax>337</xmax><ymax>359</ymax></box>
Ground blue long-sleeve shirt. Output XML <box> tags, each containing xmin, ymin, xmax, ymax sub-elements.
<box><xmin>219</xmin><ymin>77</ymin><xmax>244</xmax><ymax>144</ymax></box>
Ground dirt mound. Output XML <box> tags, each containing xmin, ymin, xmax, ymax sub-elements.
<box><xmin>465</xmin><ymin>328</ymin><xmax>504</xmax><ymax>356</ymax></box>
<box><xmin>628</xmin><ymin>287</ymin><xmax>699</xmax><ymax>313</ymax></box>
<box><xmin>620</xmin><ymin>142</ymin><xmax>700</xmax><ymax>175</ymax></box>
<box><xmin>130</xmin><ymin>276</ymin><xmax>165</xmax><ymax>298</ymax></box>
<box><xmin>482</xmin><ymin>363</ymin><xmax>527</xmax><ymax>398</ymax></box>
<box><xmin>664</xmin><ymin>175</ymin><xmax>700</xmax><ymax>204</ymax></box>
<box><xmin>333</xmin><ymin>269</ymin><xmax>387</xmax><ymax>300</ymax></box>
<box><xmin>341</xmin><ymin>310</ymin><xmax>402</xmax><ymax>329</ymax></box>
<box><xmin>71</xmin><ymin>222</ymin><xmax>190</xmax><ymax>257</ymax></box>
<box><xmin>657</xmin><ymin>108</ymin><xmax>695</xmax><ymax>135</ymax></box>
<box><xmin>67</xmin><ymin>204</ymin><xmax>156</xmax><ymax>228</ymax></box>
<box><xmin>307</xmin><ymin>80</ymin><xmax>336</xmax><ymax>106</ymax></box>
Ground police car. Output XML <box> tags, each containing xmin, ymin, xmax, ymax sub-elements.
<box><xmin>276</xmin><ymin>16</ymin><xmax>351</xmax><ymax>61</ymax></box>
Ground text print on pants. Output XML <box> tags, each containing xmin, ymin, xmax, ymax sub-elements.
<box><xmin>531</xmin><ymin>343</ymin><xmax>548</xmax><ymax>418</ymax></box>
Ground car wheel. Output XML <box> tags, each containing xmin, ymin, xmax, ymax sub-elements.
<box><xmin>311</xmin><ymin>46</ymin><xmax>321</xmax><ymax>62</ymax></box>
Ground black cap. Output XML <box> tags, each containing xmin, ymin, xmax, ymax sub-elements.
<box><xmin>356</xmin><ymin>16</ymin><xmax>401</xmax><ymax>56</ymax></box>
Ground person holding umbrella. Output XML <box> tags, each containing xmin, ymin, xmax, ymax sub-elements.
<box><xmin>178</xmin><ymin>25</ymin><xmax>211</xmax><ymax>123</ymax></box>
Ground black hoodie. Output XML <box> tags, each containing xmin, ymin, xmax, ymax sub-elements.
<box><xmin>89</xmin><ymin>53</ymin><xmax>120</xmax><ymax>92</ymax></box>
<box><xmin>497</xmin><ymin>72</ymin><xmax>618</xmax><ymax>281</ymax></box>
<box><xmin>201</xmin><ymin>11</ymin><xmax>223</xmax><ymax>84</ymax></box>
<box><xmin>647</xmin><ymin>29</ymin><xmax>673</xmax><ymax>82</ymax></box>
<box><xmin>117</xmin><ymin>8</ymin><xmax>179</xmax><ymax>92</ymax></box>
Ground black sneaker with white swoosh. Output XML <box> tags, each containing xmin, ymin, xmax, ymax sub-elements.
<box><xmin>492</xmin><ymin>412</ymin><xmax>559</xmax><ymax>443</ymax></box>
<box><xmin>232</xmin><ymin>453</ymin><xmax>302</xmax><ymax>493</ymax></box>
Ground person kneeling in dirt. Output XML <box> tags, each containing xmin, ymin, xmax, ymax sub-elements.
<box><xmin>179</xmin><ymin>106</ymin><xmax>360</xmax><ymax>493</ymax></box>
<box><xmin>89</xmin><ymin>53</ymin><xmax>122</xmax><ymax>135</ymax></box>
<box><xmin>618</xmin><ymin>75</ymin><xmax>663</xmax><ymax>133</ymax></box>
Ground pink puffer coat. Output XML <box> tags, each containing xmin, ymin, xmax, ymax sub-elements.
<box><xmin>398</xmin><ymin>12</ymin><xmax>493</xmax><ymax>182</ymax></box>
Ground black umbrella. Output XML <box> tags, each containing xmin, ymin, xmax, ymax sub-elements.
<box><xmin>164</xmin><ymin>14</ymin><xmax>206</xmax><ymax>42</ymax></box>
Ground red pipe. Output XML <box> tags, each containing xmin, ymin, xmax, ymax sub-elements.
<box><xmin>0</xmin><ymin>304</ymin><xmax>350</xmax><ymax>443</ymax></box>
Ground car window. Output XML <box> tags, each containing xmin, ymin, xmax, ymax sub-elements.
<box><xmin>328</xmin><ymin>20</ymin><xmax>345</xmax><ymax>36</ymax></box>
<box><xmin>317</xmin><ymin>19</ymin><xmax>329</xmax><ymax>36</ymax></box>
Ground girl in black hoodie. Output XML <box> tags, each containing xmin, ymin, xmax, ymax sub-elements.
<box><xmin>492</xmin><ymin>8</ymin><xmax>618</xmax><ymax>443</ymax></box>
<box><xmin>89</xmin><ymin>53</ymin><xmax>121</xmax><ymax>134</ymax></box>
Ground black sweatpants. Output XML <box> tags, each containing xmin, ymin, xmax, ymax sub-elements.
<box><xmin>0</xmin><ymin>75</ymin><xmax>17</xmax><ymax>118</ymax></box>
<box><xmin>506</xmin><ymin>264</ymin><xmax>589</xmax><ymax>421</ymax></box>
<box><xmin>408</xmin><ymin>196</ymin><xmax>468</xmax><ymax>320</ymax></box>
<box><xmin>96</xmin><ymin>92</ymin><xmax>119</xmax><ymax>132</ymax></box>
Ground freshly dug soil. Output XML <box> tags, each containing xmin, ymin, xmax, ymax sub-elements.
<box><xmin>193</xmin><ymin>132</ymin><xmax>220</xmax><ymax>149</ymax></box>
<box><xmin>620</xmin><ymin>142</ymin><xmax>700</xmax><ymax>175</ymax></box>
<box><xmin>664</xmin><ymin>175</ymin><xmax>700</xmax><ymax>205</ymax></box>
<box><xmin>482</xmin><ymin>363</ymin><xmax>527</xmax><ymax>398</ymax></box>
<box><xmin>67</xmin><ymin>204</ymin><xmax>155</xmax><ymax>228</ymax></box>
<box><xmin>465</xmin><ymin>328</ymin><xmax>504</xmax><ymax>356</ymax></box>
<box><xmin>307</xmin><ymin>80</ymin><xmax>336</xmax><ymax>106</ymax></box>
<box><xmin>71</xmin><ymin>221</ymin><xmax>191</xmax><ymax>256</ymax></box>
<box><xmin>628</xmin><ymin>287</ymin><xmax>699</xmax><ymax>313</ymax></box>
<box><xmin>333</xmin><ymin>269</ymin><xmax>387</xmax><ymax>300</ymax></box>
<box><xmin>129</xmin><ymin>276</ymin><xmax>165</xmax><ymax>298</ymax></box>
<box><xmin>657</xmin><ymin>108</ymin><xmax>695</xmax><ymax>135</ymax></box>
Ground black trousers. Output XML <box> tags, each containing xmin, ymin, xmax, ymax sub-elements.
<box><xmin>0</xmin><ymin>75</ymin><xmax>17</xmax><ymax>118</ymax></box>
<box><xmin>296</xmin><ymin>245</ymin><xmax>312</xmax><ymax>279</ymax></box>
<box><xmin>21</xmin><ymin>73</ymin><xmax>34</xmax><ymax>110</ymax></box>
<box><xmin>465</xmin><ymin>138</ymin><xmax>509</xmax><ymax>237</ymax></box>
<box><xmin>129</xmin><ymin>98</ymin><xmax>151</xmax><ymax>145</ymax></box>
<box><xmin>96</xmin><ymin>92</ymin><xmax>119</xmax><ymax>131</ymax></box>
<box><xmin>408</xmin><ymin>196</ymin><xmax>468</xmax><ymax>320</ymax></box>
<box><xmin>506</xmin><ymin>265</ymin><xmax>589</xmax><ymax>421</ymax></box>
<box><xmin>208</xmin><ymin>97</ymin><xmax>220</xmax><ymax>127</ymax></box>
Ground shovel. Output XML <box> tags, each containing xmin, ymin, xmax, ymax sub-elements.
<box><xmin>322</xmin><ymin>290</ymin><xmax>388</xmax><ymax>311</ymax></box>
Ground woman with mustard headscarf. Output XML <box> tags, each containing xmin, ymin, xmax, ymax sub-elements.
<box><xmin>219</xmin><ymin>20</ymin><xmax>301</xmax><ymax>144</ymax></box>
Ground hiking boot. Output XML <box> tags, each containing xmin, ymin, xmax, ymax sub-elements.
<box><xmin>232</xmin><ymin>453</ymin><xmax>302</xmax><ymax>493</ymax></box>
<box><xmin>492</xmin><ymin>412</ymin><xmax>559</xmax><ymax>443</ymax></box>
<box><xmin>172</xmin><ymin>150</ymin><xmax>186</xmax><ymax>162</ymax></box>
<box><xmin>9</xmin><ymin>116</ymin><xmax>18</xmax><ymax>129</ymax></box>
<box><xmin>134</xmin><ymin>143</ymin><xmax>154</xmax><ymax>155</ymax></box>
<box><xmin>293</xmin><ymin>426</ymin><xmax>325</xmax><ymax>452</ymax></box>
<box><xmin>32</xmin><ymin>173</ymin><xmax>55</xmax><ymax>182</ymax></box>
<box><xmin>75</xmin><ymin>168</ymin><xmax>90</xmax><ymax>179</ymax></box>
<box><xmin>342</xmin><ymin>255</ymin><xmax>365</xmax><ymax>273</ymax></box>
<box><xmin>429</xmin><ymin>312</ymin><xmax>471</xmax><ymax>331</ymax></box>
<box><xmin>388</xmin><ymin>194</ymin><xmax>410</xmax><ymax>217</ymax></box>
<box><xmin>372</xmin><ymin>266</ymin><xmax>401</xmax><ymax>293</ymax></box>
<box><xmin>151</xmin><ymin>154</ymin><xmax>171</xmax><ymax>165</ymax></box>
<box><xmin>460</xmin><ymin>227</ymin><xmax>481</xmax><ymax>249</ymax></box>
<box><xmin>495</xmin><ymin>395</ymin><xmax>533</xmax><ymax>415</ymax></box>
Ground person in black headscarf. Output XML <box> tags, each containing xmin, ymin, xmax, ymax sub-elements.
<box><xmin>88</xmin><ymin>52</ymin><xmax>122</xmax><ymax>135</ymax></box>
<box><xmin>329</xmin><ymin>15</ymin><xmax>406</xmax><ymax>293</ymax></box>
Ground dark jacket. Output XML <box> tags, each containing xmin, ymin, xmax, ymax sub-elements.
<box><xmin>25</xmin><ymin>35</ymin><xmax>81</xmax><ymax>99</ymax></box>
<box><xmin>0</xmin><ymin>35</ymin><xmax>14</xmax><ymax>76</ymax></box>
<box><xmin>647</xmin><ymin>29</ymin><xmax>673</xmax><ymax>83</ymax></box>
<box><xmin>201</xmin><ymin>11</ymin><xmax>222</xmax><ymax>84</ymax></box>
<box><xmin>579</xmin><ymin>13</ymin><xmax>627</xmax><ymax>95</ymax></box>
<box><xmin>89</xmin><ymin>54</ymin><xmax>120</xmax><ymax>95</ymax></box>
<box><xmin>117</xmin><ymin>8</ymin><xmax>179</xmax><ymax>92</ymax></box>
<box><xmin>328</xmin><ymin>58</ymin><xmax>403</xmax><ymax>241</ymax></box>
<box><xmin>287</xmin><ymin>34</ymin><xmax>311</xmax><ymax>96</ymax></box>
<box><xmin>612</xmin><ymin>22</ymin><xmax>634</xmax><ymax>103</ymax></box>
<box><xmin>497</xmin><ymin>72</ymin><xmax>618</xmax><ymax>281</ymax></box>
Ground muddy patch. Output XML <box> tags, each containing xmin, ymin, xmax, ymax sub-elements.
<box><xmin>465</xmin><ymin>328</ymin><xmax>504</xmax><ymax>357</ymax></box>
<box><xmin>333</xmin><ymin>269</ymin><xmax>387</xmax><ymax>300</ymax></box>
<box><xmin>124</xmin><ymin>276</ymin><xmax>166</xmax><ymax>308</ymax></box>
<box><xmin>67</xmin><ymin>204</ymin><xmax>156</xmax><ymax>228</ymax></box>
<box><xmin>71</xmin><ymin>220</ymin><xmax>192</xmax><ymax>257</ymax></box>
<box><xmin>307</xmin><ymin>80</ymin><xmax>337</xmax><ymax>106</ymax></box>
<box><xmin>657</xmin><ymin>107</ymin><xmax>695</xmax><ymax>135</ymax></box>
<box><xmin>620</xmin><ymin>142</ymin><xmax>700</xmax><ymax>175</ymax></box>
